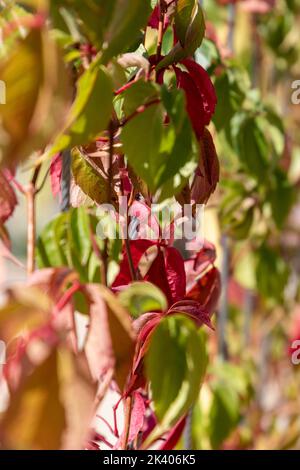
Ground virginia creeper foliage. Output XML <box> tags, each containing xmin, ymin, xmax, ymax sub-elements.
<box><xmin>0</xmin><ymin>0</ymin><xmax>299</xmax><ymax>451</ymax></box>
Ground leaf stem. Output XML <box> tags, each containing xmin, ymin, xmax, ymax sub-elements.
<box><xmin>118</xmin><ymin>157</ymin><xmax>137</xmax><ymax>282</ymax></box>
<box><xmin>100</xmin><ymin>121</ymin><xmax>116</xmax><ymax>286</ymax></box>
<box><xmin>108</xmin><ymin>121</ymin><xmax>114</xmax><ymax>203</ymax></box>
<box><xmin>26</xmin><ymin>165</ymin><xmax>41</xmax><ymax>275</ymax></box>
<box><xmin>121</xmin><ymin>395</ymin><xmax>134</xmax><ymax>449</ymax></box>
<box><xmin>53</xmin><ymin>280</ymin><xmax>81</xmax><ymax>316</ymax></box>
<box><xmin>157</xmin><ymin>0</ymin><xmax>167</xmax><ymax>60</ymax></box>
<box><xmin>125</xmin><ymin>238</ymin><xmax>137</xmax><ymax>281</ymax></box>
<box><xmin>121</xmin><ymin>98</ymin><xmax>161</xmax><ymax>127</ymax></box>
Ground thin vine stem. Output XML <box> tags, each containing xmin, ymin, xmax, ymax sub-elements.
<box><xmin>26</xmin><ymin>164</ymin><xmax>41</xmax><ymax>275</ymax></box>
<box><xmin>121</xmin><ymin>395</ymin><xmax>134</xmax><ymax>450</ymax></box>
<box><xmin>120</xmin><ymin>98</ymin><xmax>161</xmax><ymax>127</ymax></box>
<box><xmin>156</xmin><ymin>0</ymin><xmax>166</xmax><ymax>60</ymax></box>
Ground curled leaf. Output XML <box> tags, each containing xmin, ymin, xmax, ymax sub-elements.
<box><xmin>118</xmin><ymin>281</ymin><xmax>167</xmax><ymax>318</ymax></box>
<box><xmin>191</xmin><ymin>128</ymin><xmax>220</xmax><ymax>203</ymax></box>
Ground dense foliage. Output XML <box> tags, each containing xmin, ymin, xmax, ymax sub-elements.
<box><xmin>0</xmin><ymin>0</ymin><xmax>299</xmax><ymax>450</ymax></box>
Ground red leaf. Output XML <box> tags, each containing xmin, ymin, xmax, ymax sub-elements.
<box><xmin>126</xmin><ymin>314</ymin><xmax>161</xmax><ymax>395</ymax></box>
<box><xmin>128</xmin><ymin>392</ymin><xmax>146</xmax><ymax>442</ymax></box>
<box><xmin>191</xmin><ymin>127</ymin><xmax>220</xmax><ymax>204</ymax></box>
<box><xmin>186</xmin><ymin>266</ymin><xmax>221</xmax><ymax>317</ymax></box>
<box><xmin>176</xmin><ymin>68</ymin><xmax>205</xmax><ymax>138</ymax></box>
<box><xmin>0</xmin><ymin>169</ymin><xmax>17</xmax><ymax>223</ymax></box>
<box><xmin>176</xmin><ymin>60</ymin><xmax>217</xmax><ymax>138</ymax></box>
<box><xmin>132</xmin><ymin>312</ymin><xmax>159</xmax><ymax>336</ymax></box>
<box><xmin>144</xmin><ymin>245</ymin><xmax>186</xmax><ymax>306</ymax></box>
<box><xmin>168</xmin><ymin>299</ymin><xmax>214</xmax><ymax>329</ymax></box>
<box><xmin>112</xmin><ymin>240</ymin><xmax>156</xmax><ymax>288</ymax></box>
<box><xmin>141</xmin><ymin>411</ymin><xmax>157</xmax><ymax>444</ymax></box>
<box><xmin>183</xmin><ymin>59</ymin><xmax>217</xmax><ymax>123</ymax></box>
<box><xmin>50</xmin><ymin>153</ymin><xmax>62</xmax><ymax>200</ymax></box>
<box><xmin>158</xmin><ymin>416</ymin><xmax>186</xmax><ymax>450</ymax></box>
<box><xmin>132</xmin><ymin>314</ymin><xmax>161</xmax><ymax>376</ymax></box>
<box><xmin>185</xmin><ymin>240</ymin><xmax>216</xmax><ymax>291</ymax></box>
<box><xmin>85</xmin><ymin>440</ymin><xmax>100</xmax><ymax>451</ymax></box>
<box><xmin>163</xmin><ymin>246</ymin><xmax>186</xmax><ymax>304</ymax></box>
<box><xmin>148</xmin><ymin>5</ymin><xmax>161</xmax><ymax>29</ymax></box>
<box><xmin>148</xmin><ymin>3</ymin><xmax>172</xmax><ymax>30</ymax></box>
<box><xmin>113</xmin><ymin>241</ymin><xmax>186</xmax><ymax>307</ymax></box>
<box><xmin>84</xmin><ymin>287</ymin><xmax>115</xmax><ymax>382</ymax></box>
<box><xmin>114</xmin><ymin>392</ymin><xmax>146</xmax><ymax>448</ymax></box>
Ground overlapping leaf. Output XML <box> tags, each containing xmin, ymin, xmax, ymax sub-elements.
<box><xmin>145</xmin><ymin>315</ymin><xmax>207</xmax><ymax>435</ymax></box>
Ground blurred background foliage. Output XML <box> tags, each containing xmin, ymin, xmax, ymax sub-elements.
<box><xmin>188</xmin><ymin>0</ymin><xmax>300</xmax><ymax>450</ymax></box>
<box><xmin>0</xmin><ymin>0</ymin><xmax>300</xmax><ymax>450</ymax></box>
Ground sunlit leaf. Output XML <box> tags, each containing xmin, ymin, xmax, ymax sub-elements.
<box><xmin>36</xmin><ymin>208</ymin><xmax>104</xmax><ymax>283</ymax></box>
<box><xmin>118</xmin><ymin>281</ymin><xmax>167</xmax><ymax>318</ymax></box>
<box><xmin>51</xmin><ymin>61</ymin><xmax>113</xmax><ymax>154</ymax></box>
<box><xmin>121</xmin><ymin>84</ymin><xmax>198</xmax><ymax>198</ymax></box>
<box><xmin>71</xmin><ymin>146</ymin><xmax>118</xmax><ymax>206</ymax></box>
<box><xmin>101</xmin><ymin>0</ymin><xmax>152</xmax><ymax>64</ymax></box>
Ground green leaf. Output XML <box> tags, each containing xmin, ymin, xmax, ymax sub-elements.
<box><xmin>36</xmin><ymin>212</ymin><xmax>69</xmax><ymax>268</ymax></box>
<box><xmin>145</xmin><ymin>315</ymin><xmax>207</xmax><ymax>430</ymax></box>
<box><xmin>175</xmin><ymin>0</ymin><xmax>197</xmax><ymax>45</ymax></box>
<box><xmin>230</xmin><ymin>207</ymin><xmax>254</xmax><ymax>241</ymax></box>
<box><xmin>209</xmin><ymin>383</ymin><xmax>240</xmax><ymax>449</ymax></box>
<box><xmin>158</xmin><ymin>86</ymin><xmax>198</xmax><ymax>190</ymax></box>
<box><xmin>267</xmin><ymin>168</ymin><xmax>295</xmax><ymax>229</ymax></box>
<box><xmin>71</xmin><ymin>148</ymin><xmax>111</xmax><ymax>205</ymax></box>
<box><xmin>208</xmin><ymin>362</ymin><xmax>252</xmax><ymax>449</ymax></box>
<box><xmin>68</xmin><ymin>207</ymin><xmax>94</xmax><ymax>276</ymax></box>
<box><xmin>261</xmin><ymin>14</ymin><xmax>291</xmax><ymax>52</ymax></box>
<box><xmin>157</xmin><ymin>0</ymin><xmax>205</xmax><ymax>70</ymax></box>
<box><xmin>121</xmin><ymin>84</ymin><xmax>197</xmax><ymax>198</ymax></box>
<box><xmin>101</xmin><ymin>0</ymin><xmax>152</xmax><ymax>64</ymax></box>
<box><xmin>122</xmin><ymin>80</ymin><xmax>158</xmax><ymax>117</ymax></box>
<box><xmin>255</xmin><ymin>244</ymin><xmax>290</xmax><ymax>304</ymax></box>
<box><xmin>121</xmin><ymin>93</ymin><xmax>163</xmax><ymax>193</ymax></box>
<box><xmin>194</xmin><ymin>38</ymin><xmax>221</xmax><ymax>71</ymax></box>
<box><xmin>118</xmin><ymin>282</ymin><xmax>167</xmax><ymax>318</ymax></box>
<box><xmin>51</xmin><ymin>61</ymin><xmax>113</xmax><ymax>153</ymax></box>
<box><xmin>235</xmin><ymin>116</ymin><xmax>269</xmax><ymax>181</ymax></box>
<box><xmin>234</xmin><ymin>249</ymin><xmax>256</xmax><ymax>291</ymax></box>
<box><xmin>220</xmin><ymin>180</ymin><xmax>255</xmax><ymax>240</ymax></box>
<box><xmin>178</xmin><ymin>0</ymin><xmax>205</xmax><ymax>55</ymax></box>
<box><xmin>261</xmin><ymin>108</ymin><xmax>285</xmax><ymax>158</ymax></box>
<box><xmin>156</xmin><ymin>42</ymin><xmax>187</xmax><ymax>71</ymax></box>
<box><xmin>50</xmin><ymin>0</ymin><xmax>115</xmax><ymax>47</ymax></box>
<box><xmin>213</xmin><ymin>68</ymin><xmax>246</xmax><ymax>132</ymax></box>
<box><xmin>37</xmin><ymin>208</ymin><xmax>106</xmax><ymax>283</ymax></box>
